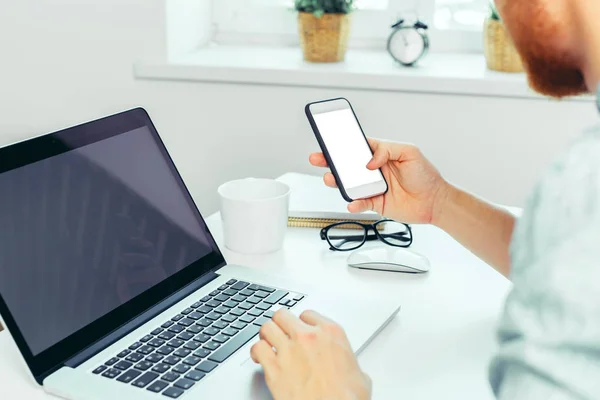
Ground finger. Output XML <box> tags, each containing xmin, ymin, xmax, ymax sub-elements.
<box><xmin>299</xmin><ymin>309</ymin><xmax>334</xmax><ymax>327</ymax></box>
<box><xmin>348</xmin><ymin>198</ymin><xmax>375</xmax><ymax>214</ymax></box>
<box><xmin>323</xmin><ymin>172</ymin><xmax>337</xmax><ymax>188</ymax></box>
<box><xmin>366</xmin><ymin>142</ymin><xmax>417</xmax><ymax>170</ymax></box>
<box><xmin>260</xmin><ymin>320</ymin><xmax>288</xmax><ymax>349</ymax></box>
<box><xmin>251</xmin><ymin>339</ymin><xmax>277</xmax><ymax>369</ymax></box>
<box><xmin>309</xmin><ymin>153</ymin><xmax>328</xmax><ymax>168</ymax></box>
<box><xmin>271</xmin><ymin>308</ymin><xmax>305</xmax><ymax>338</ymax></box>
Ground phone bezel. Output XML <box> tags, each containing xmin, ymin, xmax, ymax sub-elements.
<box><xmin>305</xmin><ymin>97</ymin><xmax>388</xmax><ymax>202</ymax></box>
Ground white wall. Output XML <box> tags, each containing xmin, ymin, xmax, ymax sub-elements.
<box><xmin>0</xmin><ymin>0</ymin><xmax>597</xmax><ymax>216</ymax></box>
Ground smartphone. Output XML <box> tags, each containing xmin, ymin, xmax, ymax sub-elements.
<box><xmin>305</xmin><ymin>98</ymin><xmax>388</xmax><ymax>202</ymax></box>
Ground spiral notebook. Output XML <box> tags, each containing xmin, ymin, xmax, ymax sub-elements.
<box><xmin>277</xmin><ymin>173</ymin><xmax>381</xmax><ymax>229</ymax></box>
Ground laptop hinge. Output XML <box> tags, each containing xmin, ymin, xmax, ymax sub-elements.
<box><xmin>64</xmin><ymin>269</ymin><xmax>221</xmax><ymax>369</ymax></box>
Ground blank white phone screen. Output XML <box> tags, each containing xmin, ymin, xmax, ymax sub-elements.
<box><xmin>313</xmin><ymin>108</ymin><xmax>382</xmax><ymax>190</ymax></box>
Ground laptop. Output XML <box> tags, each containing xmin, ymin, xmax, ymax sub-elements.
<box><xmin>0</xmin><ymin>108</ymin><xmax>400</xmax><ymax>399</ymax></box>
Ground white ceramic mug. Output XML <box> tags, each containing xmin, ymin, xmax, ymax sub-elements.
<box><xmin>218</xmin><ymin>178</ymin><xmax>291</xmax><ymax>254</ymax></box>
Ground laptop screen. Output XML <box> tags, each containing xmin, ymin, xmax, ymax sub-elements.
<box><xmin>0</xmin><ymin>110</ymin><xmax>222</xmax><ymax>362</ymax></box>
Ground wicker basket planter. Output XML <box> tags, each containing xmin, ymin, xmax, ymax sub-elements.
<box><xmin>483</xmin><ymin>19</ymin><xmax>523</xmax><ymax>73</ymax></box>
<box><xmin>298</xmin><ymin>12</ymin><xmax>351</xmax><ymax>63</ymax></box>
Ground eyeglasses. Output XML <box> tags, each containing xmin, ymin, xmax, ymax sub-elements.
<box><xmin>320</xmin><ymin>219</ymin><xmax>413</xmax><ymax>251</ymax></box>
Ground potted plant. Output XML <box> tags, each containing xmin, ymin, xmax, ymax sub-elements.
<box><xmin>483</xmin><ymin>1</ymin><xmax>523</xmax><ymax>72</ymax></box>
<box><xmin>295</xmin><ymin>0</ymin><xmax>354</xmax><ymax>63</ymax></box>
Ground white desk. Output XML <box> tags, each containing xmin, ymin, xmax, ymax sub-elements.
<box><xmin>0</xmin><ymin>197</ymin><xmax>512</xmax><ymax>400</ymax></box>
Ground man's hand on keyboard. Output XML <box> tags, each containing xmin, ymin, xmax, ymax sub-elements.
<box><xmin>250</xmin><ymin>309</ymin><xmax>371</xmax><ymax>400</ymax></box>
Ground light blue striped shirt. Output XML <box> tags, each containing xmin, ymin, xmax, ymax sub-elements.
<box><xmin>489</xmin><ymin>93</ymin><xmax>600</xmax><ymax>399</ymax></box>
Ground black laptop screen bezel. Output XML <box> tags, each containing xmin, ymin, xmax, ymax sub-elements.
<box><xmin>0</xmin><ymin>108</ymin><xmax>226</xmax><ymax>383</ymax></box>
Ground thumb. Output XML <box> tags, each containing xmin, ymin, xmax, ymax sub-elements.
<box><xmin>366</xmin><ymin>145</ymin><xmax>389</xmax><ymax>170</ymax></box>
<box><xmin>366</xmin><ymin>142</ymin><xmax>417</xmax><ymax>170</ymax></box>
<box><xmin>348</xmin><ymin>198</ymin><xmax>375</xmax><ymax>214</ymax></box>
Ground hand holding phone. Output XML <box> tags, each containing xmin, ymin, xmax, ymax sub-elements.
<box><xmin>305</xmin><ymin>98</ymin><xmax>388</xmax><ymax>202</ymax></box>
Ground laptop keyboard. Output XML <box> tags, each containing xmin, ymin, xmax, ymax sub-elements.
<box><xmin>90</xmin><ymin>279</ymin><xmax>303</xmax><ymax>398</ymax></box>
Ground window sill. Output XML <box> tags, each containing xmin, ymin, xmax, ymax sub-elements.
<box><xmin>134</xmin><ymin>46</ymin><xmax>593</xmax><ymax>102</ymax></box>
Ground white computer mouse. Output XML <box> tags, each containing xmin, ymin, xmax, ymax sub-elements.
<box><xmin>347</xmin><ymin>247</ymin><xmax>431</xmax><ymax>274</ymax></box>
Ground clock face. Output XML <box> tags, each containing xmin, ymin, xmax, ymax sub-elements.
<box><xmin>389</xmin><ymin>29</ymin><xmax>425</xmax><ymax>65</ymax></box>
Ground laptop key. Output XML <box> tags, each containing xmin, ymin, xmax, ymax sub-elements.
<box><xmin>186</xmin><ymin>325</ymin><xmax>202</xmax><ymax>334</ymax></box>
<box><xmin>129</xmin><ymin>342</ymin><xmax>142</xmax><ymax>350</ymax></box>
<box><xmin>200</xmin><ymin>295</ymin><xmax>211</xmax><ymax>302</ymax></box>
<box><xmin>151</xmin><ymin>363</ymin><xmax>170</xmax><ymax>374</ymax></box>
<box><xmin>191</xmin><ymin>301</ymin><xmax>202</xmax><ymax>308</ymax></box>
<box><xmin>247</xmin><ymin>284</ymin><xmax>260</xmax><ymax>291</ymax></box>
<box><xmin>181</xmin><ymin>308</ymin><xmax>193</xmax><ymax>315</ymax></box>
<box><xmin>222</xmin><ymin>300</ymin><xmax>238</xmax><ymax>309</ymax></box>
<box><xmin>138</xmin><ymin>345</ymin><xmax>154</xmax><ymax>355</ymax></box>
<box><xmin>221</xmin><ymin>314</ymin><xmax>237</xmax><ymax>323</ymax></box>
<box><xmin>161</xmin><ymin>321</ymin><xmax>174</xmax><ymax>329</ymax></box>
<box><xmin>239</xmin><ymin>315</ymin><xmax>255</xmax><ymax>324</ymax></box>
<box><xmin>114</xmin><ymin>360</ymin><xmax>133</xmax><ymax>370</ymax></box>
<box><xmin>183</xmin><ymin>341</ymin><xmax>201</xmax><ymax>351</ymax></box>
<box><xmin>231</xmin><ymin>294</ymin><xmax>247</xmax><ymax>302</ymax></box>
<box><xmin>168</xmin><ymin>325</ymin><xmax>185</xmax><ymax>334</ymax></box>
<box><xmin>134</xmin><ymin>361</ymin><xmax>153</xmax><ymax>371</ymax></box>
<box><xmin>195</xmin><ymin>360</ymin><xmax>218</xmax><ymax>373</ymax></box>
<box><xmin>193</xmin><ymin>333</ymin><xmax>210</xmax><ymax>343</ymax></box>
<box><xmin>230</xmin><ymin>308</ymin><xmax>245</xmax><ymax>316</ymax></box>
<box><xmin>140</xmin><ymin>335</ymin><xmax>153</xmax><ymax>343</ymax></box>
<box><xmin>256</xmin><ymin>302</ymin><xmax>271</xmax><ymax>311</ymax></box>
<box><xmin>187</xmin><ymin>311</ymin><xmax>204</xmax><ymax>320</ymax></box>
<box><xmin>287</xmin><ymin>300</ymin><xmax>297</xmax><ymax>307</ymax></box>
<box><xmin>208</xmin><ymin>324</ymin><xmax>261</xmax><ymax>363</ymax></box>
<box><xmin>101</xmin><ymin>368</ymin><xmax>121</xmax><ymax>379</ymax></box>
<box><xmin>231</xmin><ymin>321</ymin><xmax>247</xmax><ymax>330</ymax></box>
<box><xmin>238</xmin><ymin>302</ymin><xmax>253</xmax><ymax>310</ymax></box>
<box><xmin>214</xmin><ymin>306</ymin><xmax>229</xmax><ymax>314</ymax></box>
<box><xmin>159</xmin><ymin>331</ymin><xmax>176</xmax><ymax>340</ymax></box>
<box><xmin>167</xmin><ymin>339</ymin><xmax>185</xmax><ymax>348</ymax></box>
<box><xmin>156</xmin><ymin>346</ymin><xmax>175</xmax><ymax>355</ymax></box>
<box><xmin>263</xmin><ymin>310</ymin><xmax>275</xmax><ymax>318</ymax></box>
<box><xmin>253</xmin><ymin>317</ymin><xmax>270</xmax><ymax>327</ymax></box>
<box><xmin>105</xmin><ymin>357</ymin><xmax>119</xmax><ymax>366</ymax></box>
<box><xmin>264</xmin><ymin>290</ymin><xmax>288</xmax><ymax>305</ymax></box>
<box><xmin>173</xmin><ymin>348</ymin><xmax>191</xmax><ymax>358</ymax></box>
<box><xmin>239</xmin><ymin>289</ymin><xmax>254</xmax><ymax>297</ymax></box>
<box><xmin>193</xmin><ymin>349</ymin><xmax>211</xmax><ymax>358</ymax></box>
<box><xmin>206</xmin><ymin>300</ymin><xmax>221</xmax><ymax>308</ymax></box>
<box><xmin>116</xmin><ymin>368</ymin><xmax>141</xmax><ymax>383</ymax></box>
<box><xmin>197</xmin><ymin>305</ymin><xmax>213</xmax><ymax>314</ymax></box>
<box><xmin>213</xmin><ymin>334</ymin><xmax>230</xmax><ymax>344</ymax></box>
<box><xmin>92</xmin><ymin>365</ymin><xmax>107</xmax><ymax>374</ymax></box>
<box><xmin>257</xmin><ymin>285</ymin><xmax>276</xmax><ymax>293</ymax></box>
<box><xmin>162</xmin><ymin>372</ymin><xmax>180</xmax><ymax>383</ymax></box>
<box><xmin>146</xmin><ymin>380</ymin><xmax>169</xmax><ymax>393</ymax></box>
<box><xmin>183</xmin><ymin>355</ymin><xmax>202</xmax><ymax>366</ymax></box>
<box><xmin>172</xmin><ymin>364</ymin><xmax>190</xmax><ymax>374</ymax></box>
<box><xmin>117</xmin><ymin>349</ymin><xmax>131</xmax><ymax>358</ymax></box>
<box><xmin>148</xmin><ymin>338</ymin><xmax>165</xmax><ymax>347</ymax></box>
<box><xmin>222</xmin><ymin>288</ymin><xmax>237</xmax><ymax>296</ymax></box>
<box><xmin>226</xmin><ymin>279</ymin><xmax>237</xmax><ymax>285</ymax></box>
<box><xmin>205</xmin><ymin>312</ymin><xmax>221</xmax><ymax>321</ymax></box>
<box><xmin>132</xmin><ymin>371</ymin><xmax>159</xmax><ymax>388</ymax></box>
<box><xmin>246</xmin><ymin>296</ymin><xmax>261</xmax><ymax>305</ymax></box>
<box><xmin>162</xmin><ymin>387</ymin><xmax>185</xmax><ymax>398</ymax></box>
<box><xmin>178</xmin><ymin>318</ymin><xmax>194</xmax><ymax>327</ymax></box>
<box><xmin>203</xmin><ymin>341</ymin><xmax>220</xmax><ymax>351</ymax></box>
<box><xmin>222</xmin><ymin>328</ymin><xmax>238</xmax><ymax>337</ymax></box>
<box><xmin>213</xmin><ymin>320</ymin><xmax>228</xmax><ymax>329</ymax></box>
<box><xmin>292</xmin><ymin>294</ymin><xmax>304</xmax><ymax>301</ymax></box>
<box><xmin>218</xmin><ymin>284</ymin><xmax>229</xmax><ymax>291</ymax></box>
<box><xmin>174</xmin><ymin>378</ymin><xmax>195</xmax><ymax>390</ymax></box>
<box><xmin>177</xmin><ymin>332</ymin><xmax>194</xmax><ymax>341</ymax></box>
<box><xmin>231</xmin><ymin>281</ymin><xmax>250</xmax><ymax>290</ymax></box>
<box><xmin>279</xmin><ymin>299</ymin><xmax>290</xmax><ymax>306</ymax></box>
<box><xmin>203</xmin><ymin>327</ymin><xmax>220</xmax><ymax>336</ymax></box>
<box><xmin>196</xmin><ymin>318</ymin><xmax>212</xmax><ymax>327</ymax></box>
<box><xmin>164</xmin><ymin>356</ymin><xmax>181</xmax><ymax>366</ymax></box>
<box><xmin>146</xmin><ymin>353</ymin><xmax>164</xmax><ymax>363</ymax></box>
<box><xmin>126</xmin><ymin>352</ymin><xmax>145</xmax><ymax>363</ymax></box>
<box><xmin>185</xmin><ymin>370</ymin><xmax>206</xmax><ymax>382</ymax></box>
<box><xmin>215</xmin><ymin>294</ymin><xmax>229</xmax><ymax>302</ymax></box>
<box><xmin>209</xmin><ymin>290</ymin><xmax>220</xmax><ymax>297</ymax></box>
<box><xmin>248</xmin><ymin>308</ymin><xmax>263</xmax><ymax>317</ymax></box>
<box><xmin>254</xmin><ymin>291</ymin><xmax>269</xmax><ymax>299</ymax></box>
<box><xmin>171</xmin><ymin>314</ymin><xmax>184</xmax><ymax>322</ymax></box>
<box><xmin>151</xmin><ymin>328</ymin><xmax>164</xmax><ymax>336</ymax></box>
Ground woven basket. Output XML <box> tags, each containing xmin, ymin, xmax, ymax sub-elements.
<box><xmin>298</xmin><ymin>12</ymin><xmax>351</xmax><ymax>63</ymax></box>
<box><xmin>483</xmin><ymin>19</ymin><xmax>524</xmax><ymax>73</ymax></box>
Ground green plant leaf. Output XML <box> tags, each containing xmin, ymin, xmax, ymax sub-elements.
<box><xmin>295</xmin><ymin>0</ymin><xmax>354</xmax><ymax>14</ymax></box>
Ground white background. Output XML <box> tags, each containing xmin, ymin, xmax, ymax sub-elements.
<box><xmin>0</xmin><ymin>0</ymin><xmax>596</xmax><ymax>215</ymax></box>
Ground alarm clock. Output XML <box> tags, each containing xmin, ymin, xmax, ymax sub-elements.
<box><xmin>387</xmin><ymin>19</ymin><xmax>429</xmax><ymax>66</ymax></box>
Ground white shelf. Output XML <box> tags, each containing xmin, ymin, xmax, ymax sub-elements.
<box><xmin>134</xmin><ymin>46</ymin><xmax>593</xmax><ymax>102</ymax></box>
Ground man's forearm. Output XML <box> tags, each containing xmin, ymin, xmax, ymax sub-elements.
<box><xmin>433</xmin><ymin>184</ymin><xmax>515</xmax><ymax>277</ymax></box>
